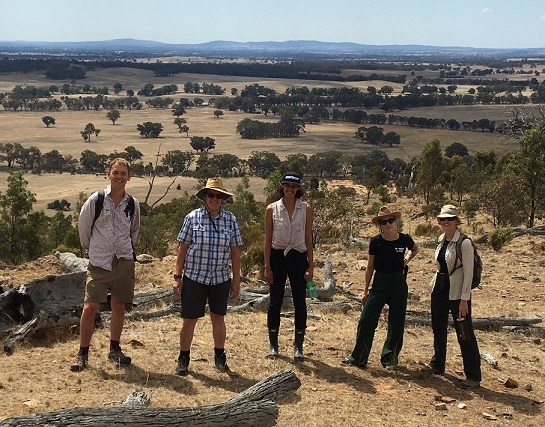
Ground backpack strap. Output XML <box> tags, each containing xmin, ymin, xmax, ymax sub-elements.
<box><xmin>450</xmin><ymin>234</ymin><xmax>467</xmax><ymax>275</ymax></box>
<box><xmin>123</xmin><ymin>194</ymin><xmax>135</xmax><ymax>220</ymax></box>
<box><xmin>91</xmin><ymin>190</ymin><xmax>105</xmax><ymax>232</ymax></box>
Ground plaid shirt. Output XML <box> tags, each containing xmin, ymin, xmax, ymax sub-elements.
<box><xmin>177</xmin><ymin>207</ymin><xmax>243</xmax><ymax>285</ymax></box>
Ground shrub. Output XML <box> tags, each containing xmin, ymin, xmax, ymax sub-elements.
<box><xmin>414</xmin><ymin>222</ymin><xmax>441</xmax><ymax>237</ymax></box>
<box><xmin>489</xmin><ymin>226</ymin><xmax>513</xmax><ymax>251</ymax></box>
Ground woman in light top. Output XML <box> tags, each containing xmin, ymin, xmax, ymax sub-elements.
<box><xmin>428</xmin><ymin>204</ymin><xmax>481</xmax><ymax>389</ymax></box>
<box><xmin>264</xmin><ymin>172</ymin><xmax>313</xmax><ymax>360</ymax></box>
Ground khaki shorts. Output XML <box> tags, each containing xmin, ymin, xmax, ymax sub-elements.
<box><xmin>84</xmin><ymin>257</ymin><xmax>136</xmax><ymax>304</ymax></box>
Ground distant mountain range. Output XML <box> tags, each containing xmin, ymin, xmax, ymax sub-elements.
<box><xmin>1</xmin><ymin>38</ymin><xmax>544</xmax><ymax>59</ymax></box>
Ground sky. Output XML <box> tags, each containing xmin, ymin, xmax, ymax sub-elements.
<box><xmin>0</xmin><ymin>0</ymin><xmax>544</xmax><ymax>49</ymax></box>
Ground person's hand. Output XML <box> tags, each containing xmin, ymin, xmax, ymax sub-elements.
<box><xmin>305</xmin><ymin>269</ymin><xmax>314</xmax><ymax>282</ymax></box>
<box><xmin>361</xmin><ymin>289</ymin><xmax>369</xmax><ymax>306</ymax></box>
<box><xmin>230</xmin><ymin>280</ymin><xmax>241</xmax><ymax>298</ymax></box>
<box><xmin>458</xmin><ymin>299</ymin><xmax>469</xmax><ymax>318</ymax></box>
<box><xmin>265</xmin><ymin>268</ymin><xmax>273</xmax><ymax>284</ymax></box>
<box><xmin>173</xmin><ymin>279</ymin><xmax>182</xmax><ymax>296</ymax></box>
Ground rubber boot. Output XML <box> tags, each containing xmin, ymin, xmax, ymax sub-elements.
<box><xmin>294</xmin><ymin>329</ymin><xmax>305</xmax><ymax>361</ymax></box>
<box><xmin>267</xmin><ymin>329</ymin><xmax>279</xmax><ymax>358</ymax></box>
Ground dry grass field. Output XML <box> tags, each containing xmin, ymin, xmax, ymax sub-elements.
<box><xmin>0</xmin><ymin>68</ymin><xmax>520</xmax><ymax>211</ymax></box>
<box><xmin>0</xmin><ymin>68</ymin><xmax>543</xmax><ymax>426</ymax></box>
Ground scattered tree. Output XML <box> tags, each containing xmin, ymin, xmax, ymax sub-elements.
<box><xmin>42</xmin><ymin>116</ymin><xmax>56</xmax><ymax>127</ymax></box>
<box><xmin>137</xmin><ymin>122</ymin><xmax>163</xmax><ymax>138</ymax></box>
<box><xmin>106</xmin><ymin>109</ymin><xmax>121</xmax><ymax>125</ymax></box>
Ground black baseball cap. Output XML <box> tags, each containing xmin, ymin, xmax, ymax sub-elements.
<box><xmin>281</xmin><ymin>172</ymin><xmax>301</xmax><ymax>186</ymax></box>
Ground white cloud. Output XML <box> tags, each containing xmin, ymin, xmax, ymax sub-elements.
<box><xmin>540</xmin><ymin>14</ymin><xmax>545</xmax><ymax>21</ymax></box>
<box><xmin>481</xmin><ymin>8</ymin><xmax>493</xmax><ymax>14</ymax></box>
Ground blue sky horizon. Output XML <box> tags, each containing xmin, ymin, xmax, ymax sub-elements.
<box><xmin>1</xmin><ymin>0</ymin><xmax>544</xmax><ymax>49</ymax></box>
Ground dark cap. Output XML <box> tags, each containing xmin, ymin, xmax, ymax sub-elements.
<box><xmin>281</xmin><ymin>172</ymin><xmax>301</xmax><ymax>186</ymax></box>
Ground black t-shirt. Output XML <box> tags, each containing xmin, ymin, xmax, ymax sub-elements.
<box><xmin>369</xmin><ymin>233</ymin><xmax>415</xmax><ymax>273</ymax></box>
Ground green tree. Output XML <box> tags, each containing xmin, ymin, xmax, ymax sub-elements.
<box><xmin>180</xmin><ymin>124</ymin><xmax>190</xmax><ymax>137</ymax></box>
<box><xmin>308</xmin><ymin>181</ymin><xmax>355</xmax><ymax>246</ymax></box>
<box><xmin>477</xmin><ymin>171</ymin><xmax>526</xmax><ymax>227</ymax></box>
<box><xmin>80</xmin><ymin>150</ymin><xmax>107</xmax><ymax>172</ymax></box>
<box><xmin>509</xmin><ymin>128</ymin><xmax>545</xmax><ymax>227</ymax></box>
<box><xmin>189</xmin><ymin>136</ymin><xmax>215</xmax><ymax>153</ymax></box>
<box><xmin>247</xmin><ymin>151</ymin><xmax>281</xmax><ymax>178</ymax></box>
<box><xmin>106</xmin><ymin>109</ymin><xmax>121</xmax><ymax>125</ymax></box>
<box><xmin>445</xmin><ymin>142</ymin><xmax>469</xmax><ymax>158</ymax></box>
<box><xmin>42</xmin><ymin>116</ymin><xmax>56</xmax><ymax>127</ymax></box>
<box><xmin>173</xmin><ymin>117</ymin><xmax>187</xmax><ymax>130</ymax></box>
<box><xmin>137</xmin><ymin>122</ymin><xmax>163</xmax><ymax>138</ymax></box>
<box><xmin>162</xmin><ymin>150</ymin><xmax>194</xmax><ymax>174</ymax></box>
<box><xmin>172</xmin><ymin>103</ymin><xmax>186</xmax><ymax>117</ymax></box>
<box><xmin>113</xmin><ymin>82</ymin><xmax>123</xmax><ymax>95</ymax></box>
<box><xmin>213</xmin><ymin>109</ymin><xmax>224</xmax><ymax>118</ymax></box>
<box><xmin>80</xmin><ymin>123</ymin><xmax>100</xmax><ymax>142</ymax></box>
<box><xmin>0</xmin><ymin>170</ymin><xmax>39</xmax><ymax>264</ymax></box>
<box><xmin>414</xmin><ymin>139</ymin><xmax>444</xmax><ymax>204</ymax></box>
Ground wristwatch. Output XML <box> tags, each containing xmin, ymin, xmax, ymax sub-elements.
<box><xmin>173</xmin><ymin>274</ymin><xmax>183</xmax><ymax>280</ymax></box>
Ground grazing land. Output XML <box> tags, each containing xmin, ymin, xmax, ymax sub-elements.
<box><xmin>0</xmin><ymin>68</ymin><xmax>519</xmax><ymax>211</ymax></box>
<box><xmin>0</xmin><ymin>64</ymin><xmax>543</xmax><ymax>426</ymax></box>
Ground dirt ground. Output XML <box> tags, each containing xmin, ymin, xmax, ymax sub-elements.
<box><xmin>0</xmin><ymin>202</ymin><xmax>544</xmax><ymax>426</ymax></box>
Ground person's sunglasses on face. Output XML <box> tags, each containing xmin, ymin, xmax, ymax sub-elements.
<box><xmin>378</xmin><ymin>217</ymin><xmax>396</xmax><ymax>225</ymax></box>
<box><xmin>438</xmin><ymin>216</ymin><xmax>457</xmax><ymax>222</ymax></box>
<box><xmin>206</xmin><ymin>191</ymin><xmax>224</xmax><ymax>200</ymax></box>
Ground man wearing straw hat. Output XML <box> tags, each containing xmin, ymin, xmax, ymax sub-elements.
<box><xmin>172</xmin><ymin>178</ymin><xmax>243</xmax><ymax>375</ymax></box>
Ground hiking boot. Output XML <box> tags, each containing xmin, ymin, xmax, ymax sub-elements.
<box><xmin>294</xmin><ymin>330</ymin><xmax>305</xmax><ymax>361</ymax></box>
<box><xmin>108</xmin><ymin>348</ymin><xmax>132</xmax><ymax>366</ymax></box>
<box><xmin>341</xmin><ymin>357</ymin><xmax>366</xmax><ymax>368</ymax></box>
<box><xmin>175</xmin><ymin>355</ymin><xmax>189</xmax><ymax>376</ymax></box>
<box><xmin>267</xmin><ymin>329</ymin><xmax>279</xmax><ymax>359</ymax></box>
<box><xmin>70</xmin><ymin>354</ymin><xmax>88</xmax><ymax>372</ymax></box>
<box><xmin>427</xmin><ymin>360</ymin><xmax>444</xmax><ymax>375</ymax></box>
<box><xmin>459</xmin><ymin>379</ymin><xmax>480</xmax><ymax>389</ymax></box>
<box><xmin>214</xmin><ymin>353</ymin><xmax>229</xmax><ymax>373</ymax></box>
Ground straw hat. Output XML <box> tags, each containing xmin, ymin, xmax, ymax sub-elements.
<box><xmin>195</xmin><ymin>178</ymin><xmax>233</xmax><ymax>201</ymax></box>
<box><xmin>371</xmin><ymin>206</ymin><xmax>401</xmax><ymax>226</ymax></box>
<box><xmin>437</xmin><ymin>204</ymin><xmax>459</xmax><ymax>218</ymax></box>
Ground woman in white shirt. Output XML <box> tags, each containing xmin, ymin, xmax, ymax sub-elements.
<box><xmin>264</xmin><ymin>172</ymin><xmax>313</xmax><ymax>360</ymax></box>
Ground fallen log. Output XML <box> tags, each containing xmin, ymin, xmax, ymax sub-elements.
<box><xmin>0</xmin><ymin>369</ymin><xmax>300</xmax><ymax>427</ymax></box>
<box><xmin>3</xmin><ymin>309</ymin><xmax>86</xmax><ymax>355</ymax></box>
<box><xmin>406</xmin><ymin>315</ymin><xmax>543</xmax><ymax>329</ymax></box>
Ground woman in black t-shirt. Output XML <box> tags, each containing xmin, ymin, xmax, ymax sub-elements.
<box><xmin>341</xmin><ymin>206</ymin><xmax>418</xmax><ymax>369</ymax></box>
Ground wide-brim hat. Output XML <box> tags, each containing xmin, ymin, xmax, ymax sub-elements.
<box><xmin>437</xmin><ymin>204</ymin><xmax>460</xmax><ymax>218</ymax></box>
<box><xmin>195</xmin><ymin>178</ymin><xmax>233</xmax><ymax>201</ymax></box>
<box><xmin>371</xmin><ymin>206</ymin><xmax>402</xmax><ymax>225</ymax></box>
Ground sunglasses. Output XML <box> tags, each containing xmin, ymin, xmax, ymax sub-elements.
<box><xmin>206</xmin><ymin>192</ymin><xmax>224</xmax><ymax>200</ymax></box>
<box><xmin>439</xmin><ymin>216</ymin><xmax>457</xmax><ymax>222</ymax></box>
<box><xmin>378</xmin><ymin>217</ymin><xmax>396</xmax><ymax>225</ymax></box>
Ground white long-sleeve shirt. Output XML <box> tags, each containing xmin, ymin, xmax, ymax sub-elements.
<box><xmin>78</xmin><ymin>185</ymin><xmax>140</xmax><ymax>271</ymax></box>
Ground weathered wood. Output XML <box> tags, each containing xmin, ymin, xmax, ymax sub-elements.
<box><xmin>406</xmin><ymin>315</ymin><xmax>543</xmax><ymax>329</ymax></box>
<box><xmin>0</xmin><ymin>369</ymin><xmax>300</xmax><ymax>427</ymax></box>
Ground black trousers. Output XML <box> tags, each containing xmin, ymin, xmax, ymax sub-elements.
<box><xmin>431</xmin><ymin>276</ymin><xmax>482</xmax><ymax>382</ymax></box>
<box><xmin>267</xmin><ymin>248</ymin><xmax>308</xmax><ymax>332</ymax></box>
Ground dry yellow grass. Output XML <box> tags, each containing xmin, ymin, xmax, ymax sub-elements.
<box><xmin>0</xmin><ymin>228</ymin><xmax>544</xmax><ymax>426</ymax></box>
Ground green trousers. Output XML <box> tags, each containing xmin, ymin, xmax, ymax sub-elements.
<box><xmin>350</xmin><ymin>271</ymin><xmax>408</xmax><ymax>367</ymax></box>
